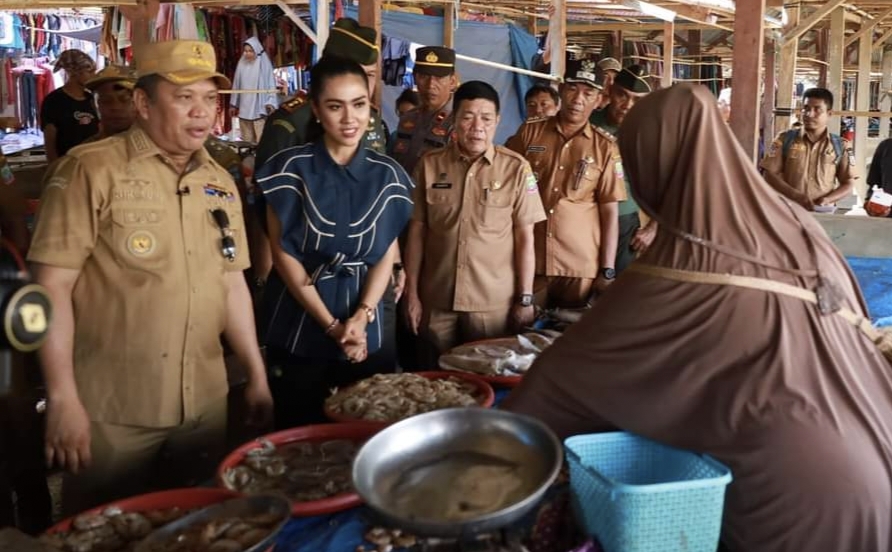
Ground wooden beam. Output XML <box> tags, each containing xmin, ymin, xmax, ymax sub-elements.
<box><xmin>358</xmin><ymin>0</ymin><xmax>382</xmax><ymax>108</ymax></box>
<box><xmin>880</xmin><ymin>45</ymin><xmax>892</xmax><ymax>138</ymax></box>
<box><xmin>444</xmin><ymin>2</ymin><xmax>455</xmax><ymax>48</ymax></box>
<box><xmin>827</xmin><ymin>7</ymin><xmax>844</xmax><ymax>134</ymax></box>
<box><xmin>855</xmin><ymin>27</ymin><xmax>872</xmax><ymax>199</ymax></box>
<box><xmin>845</xmin><ymin>6</ymin><xmax>892</xmax><ymax>47</ymax></box>
<box><xmin>565</xmin><ymin>22</ymin><xmax>727</xmax><ymax>32</ymax></box>
<box><xmin>615</xmin><ymin>31</ymin><xmax>625</xmax><ymax>63</ymax></box>
<box><xmin>276</xmin><ymin>0</ymin><xmax>317</xmax><ymax>44</ymax></box>
<box><xmin>776</xmin><ymin>1</ymin><xmax>800</xmax><ymax>130</ymax></box>
<box><xmin>782</xmin><ymin>0</ymin><xmax>846</xmax><ymax>42</ymax></box>
<box><xmin>674</xmin><ymin>33</ymin><xmax>690</xmax><ymax>49</ymax></box>
<box><xmin>730</xmin><ymin>0</ymin><xmax>765</xmax><ymax>160</ymax></box>
<box><xmin>873</xmin><ymin>26</ymin><xmax>892</xmax><ymax>49</ymax></box>
<box><xmin>705</xmin><ymin>29</ymin><xmax>732</xmax><ymax>48</ymax></box>
<box><xmin>550</xmin><ymin>0</ymin><xmax>566</xmax><ymax>79</ymax></box>
<box><xmin>662</xmin><ymin>21</ymin><xmax>674</xmax><ymax>88</ymax></box>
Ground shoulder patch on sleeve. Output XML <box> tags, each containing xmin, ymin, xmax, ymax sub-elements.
<box><xmin>594</xmin><ymin>125</ymin><xmax>617</xmax><ymax>142</ymax></box>
<box><xmin>281</xmin><ymin>94</ymin><xmax>307</xmax><ymax>112</ymax></box>
<box><xmin>525</xmin><ymin>171</ymin><xmax>538</xmax><ymax>194</ymax></box>
<box><xmin>272</xmin><ymin>119</ymin><xmax>296</xmax><ymax>133</ymax></box>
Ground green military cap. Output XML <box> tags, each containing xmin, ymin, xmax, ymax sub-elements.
<box><xmin>564</xmin><ymin>58</ymin><xmax>603</xmax><ymax>89</ymax></box>
<box><xmin>597</xmin><ymin>57</ymin><xmax>622</xmax><ymax>73</ymax></box>
<box><xmin>614</xmin><ymin>64</ymin><xmax>653</xmax><ymax>93</ymax></box>
<box><xmin>323</xmin><ymin>18</ymin><xmax>379</xmax><ymax>65</ymax></box>
<box><xmin>136</xmin><ymin>40</ymin><xmax>231</xmax><ymax>90</ymax></box>
<box><xmin>414</xmin><ymin>46</ymin><xmax>456</xmax><ymax>77</ymax></box>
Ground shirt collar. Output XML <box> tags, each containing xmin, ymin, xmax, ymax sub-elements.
<box><xmin>449</xmin><ymin>142</ymin><xmax>495</xmax><ymax>165</ymax></box>
<box><xmin>800</xmin><ymin>127</ymin><xmax>829</xmax><ymax>145</ymax></box>
<box><xmin>126</xmin><ymin>125</ymin><xmax>213</xmax><ymax>169</ymax></box>
<box><xmin>551</xmin><ymin>115</ymin><xmax>593</xmax><ymax>139</ymax></box>
<box><xmin>312</xmin><ymin>141</ymin><xmax>368</xmax><ymax>180</ymax></box>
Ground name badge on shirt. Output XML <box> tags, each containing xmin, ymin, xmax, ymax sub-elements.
<box><xmin>527</xmin><ymin>145</ymin><xmax>547</xmax><ymax>153</ymax></box>
<box><xmin>432</xmin><ymin>182</ymin><xmax>453</xmax><ymax>189</ymax></box>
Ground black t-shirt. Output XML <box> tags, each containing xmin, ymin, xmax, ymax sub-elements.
<box><xmin>40</xmin><ymin>88</ymin><xmax>99</xmax><ymax>157</ymax></box>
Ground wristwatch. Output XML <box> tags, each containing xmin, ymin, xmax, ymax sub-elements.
<box><xmin>517</xmin><ymin>293</ymin><xmax>535</xmax><ymax>307</ymax></box>
<box><xmin>358</xmin><ymin>302</ymin><xmax>376</xmax><ymax>323</ymax></box>
<box><xmin>600</xmin><ymin>267</ymin><xmax>616</xmax><ymax>280</ymax></box>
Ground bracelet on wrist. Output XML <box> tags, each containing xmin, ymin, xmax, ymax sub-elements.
<box><xmin>324</xmin><ymin>318</ymin><xmax>339</xmax><ymax>335</ymax></box>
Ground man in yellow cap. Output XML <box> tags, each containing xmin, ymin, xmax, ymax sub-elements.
<box><xmin>28</xmin><ymin>39</ymin><xmax>273</xmax><ymax>515</ymax></box>
<box><xmin>255</xmin><ymin>17</ymin><xmax>386</xmax><ymax>170</ymax></box>
<box><xmin>389</xmin><ymin>46</ymin><xmax>458</xmax><ymax>175</ymax></box>
<box><xmin>83</xmin><ymin>65</ymin><xmax>137</xmax><ymax>142</ymax></box>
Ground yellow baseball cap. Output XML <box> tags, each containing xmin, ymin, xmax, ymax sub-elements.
<box><xmin>136</xmin><ymin>40</ymin><xmax>231</xmax><ymax>90</ymax></box>
<box><xmin>86</xmin><ymin>65</ymin><xmax>137</xmax><ymax>90</ymax></box>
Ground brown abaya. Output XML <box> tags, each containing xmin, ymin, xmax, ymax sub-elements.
<box><xmin>503</xmin><ymin>84</ymin><xmax>892</xmax><ymax>551</ymax></box>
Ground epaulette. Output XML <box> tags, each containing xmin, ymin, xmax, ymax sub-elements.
<box><xmin>524</xmin><ymin>116</ymin><xmax>549</xmax><ymax>124</ymax></box>
<box><xmin>593</xmin><ymin>124</ymin><xmax>616</xmax><ymax>142</ymax></box>
<box><xmin>281</xmin><ymin>92</ymin><xmax>308</xmax><ymax>113</ymax></box>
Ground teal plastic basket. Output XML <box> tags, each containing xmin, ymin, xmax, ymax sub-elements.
<box><xmin>565</xmin><ymin>432</ymin><xmax>732</xmax><ymax>552</ymax></box>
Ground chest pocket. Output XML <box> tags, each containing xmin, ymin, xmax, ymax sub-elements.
<box><xmin>823</xmin><ymin>148</ymin><xmax>838</xmax><ymax>167</ymax></box>
<box><xmin>110</xmin><ymin>208</ymin><xmax>170</xmax><ymax>272</ymax></box>
<box><xmin>478</xmin><ymin>187</ymin><xmax>512</xmax><ymax>230</ymax></box>
<box><xmin>425</xmin><ymin>188</ymin><xmax>458</xmax><ymax>230</ymax></box>
<box><xmin>203</xmin><ymin>207</ymin><xmax>244</xmax><ymax>271</ymax></box>
<box><xmin>565</xmin><ymin>163</ymin><xmax>601</xmax><ymax>202</ymax></box>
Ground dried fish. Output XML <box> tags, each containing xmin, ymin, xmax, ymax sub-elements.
<box><xmin>325</xmin><ymin>373</ymin><xmax>482</xmax><ymax>422</ymax></box>
<box><xmin>41</xmin><ymin>508</ymin><xmax>192</xmax><ymax>552</ymax></box>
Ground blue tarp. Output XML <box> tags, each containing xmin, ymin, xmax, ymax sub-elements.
<box><xmin>343</xmin><ymin>7</ymin><xmax>538</xmax><ymax>144</ymax></box>
<box><xmin>846</xmin><ymin>256</ymin><xmax>892</xmax><ymax>327</ymax></box>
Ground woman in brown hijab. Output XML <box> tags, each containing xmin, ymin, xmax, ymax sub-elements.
<box><xmin>503</xmin><ymin>83</ymin><xmax>892</xmax><ymax>551</ymax></box>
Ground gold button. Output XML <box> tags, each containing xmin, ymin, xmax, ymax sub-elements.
<box><xmin>559</xmin><ymin>165</ymin><xmax>564</xmax><ymax>170</ymax></box>
<box><xmin>547</xmin><ymin>232</ymin><xmax>553</xmax><ymax>237</ymax></box>
<box><xmin>468</xmin><ymin>172</ymin><xmax>474</xmax><ymax>177</ymax></box>
<box><xmin>549</xmin><ymin>209</ymin><xmax>554</xmax><ymax>214</ymax></box>
<box><xmin>552</xmin><ymin>188</ymin><xmax>558</xmax><ymax>192</ymax></box>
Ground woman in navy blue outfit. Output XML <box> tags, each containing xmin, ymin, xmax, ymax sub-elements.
<box><xmin>255</xmin><ymin>57</ymin><xmax>414</xmax><ymax>429</ymax></box>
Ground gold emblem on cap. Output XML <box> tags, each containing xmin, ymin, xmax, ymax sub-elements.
<box><xmin>425</xmin><ymin>51</ymin><xmax>439</xmax><ymax>63</ymax></box>
<box><xmin>192</xmin><ymin>44</ymin><xmax>204</xmax><ymax>57</ymax></box>
<box><xmin>127</xmin><ymin>230</ymin><xmax>156</xmax><ymax>256</ymax></box>
<box><xmin>582</xmin><ymin>60</ymin><xmax>595</xmax><ymax>72</ymax></box>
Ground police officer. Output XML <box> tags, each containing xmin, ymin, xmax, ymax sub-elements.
<box><xmin>390</xmin><ymin>46</ymin><xmax>457</xmax><ymax>175</ymax></box>
<box><xmin>760</xmin><ymin>87</ymin><xmax>857</xmax><ymax>210</ymax></box>
<box><xmin>29</xmin><ymin>40</ymin><xmax>273</xmax><ymax>515</ymax></box>
<box><xmin>404</xmin><ymin>81</ymin><xmax>546</xmax><ymax>356</ymax></box>
<box><xmin>255</xmin><ymin>18</ymin><xmax>387</xmax><ymax>169</ymax></box>
<box><xmin>506</xmin><ymin>60</ymin><xmax>625</xmax><ymax>308</ymax></box>
<box><xmin>589</xmin><ymin>64</ymin><xmax>657</xmax><ymax>273</ymax></box>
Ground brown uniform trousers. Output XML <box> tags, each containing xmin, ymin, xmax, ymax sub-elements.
<box><xmin>506</xmin><ymin>117</ymin><xmax>626</xmax><ymax>308</ymax></box>
<box><xmin>411</xmin><ymin>143</ymin><xmax>546</xmax><ymax>354</ymax></box>
<box><xmin>759</xmin><ymin>129</ymin><xmax>858</xmax><ymax>202</ymax></box>
<box><xmin>28</xmin><ymin>127</ymin><xmax>250</xmax><ymax>515</ymax></box>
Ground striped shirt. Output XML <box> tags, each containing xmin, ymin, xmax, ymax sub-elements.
<box><xmin>256</xmin><ymin>141</ymin><xmax>414</xmax><ymax>358</ymax></box>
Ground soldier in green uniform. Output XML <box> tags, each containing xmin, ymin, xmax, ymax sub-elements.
<box><xmin>389</xmin><ymin>46</ymin><xmax>457</xmax><ymax>175</ymax></box>
<box><xmin>254</xmin><ymin>18</ymin><xmax>388</xmax><ymax>170</ymax></box>
<box><xmin>589</xmin><ymin>65</ymin><xmax>656</xmax><ymax>273</ymax></box>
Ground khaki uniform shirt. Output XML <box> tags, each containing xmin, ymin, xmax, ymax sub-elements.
<box><xmin>390</xmin><ymin>105</ymin><xmax>454</xmax><ymax>175</ymax></box>
<box><xmin>28</xmin><ymin>127</ymin><xmax>250</xmax><ymax>428</ymax></box>
<box><xmin>760</xmin><ymin>129</ymin><xmax>858</xmax><ymax>201</ymax></box>
<box><xmin>505</xmin><ymin>117</ymin><xmax>626</xmax><ymax>279</ymax></box>
<box><xmin>412</xmin><ymin>143</ymin><xmax>546</xmax><ymax>312</ymax></box>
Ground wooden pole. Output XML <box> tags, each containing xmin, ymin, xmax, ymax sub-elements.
<box><xmin>358</xmin><ymin>0</ymin><xmax>382</xmax><ymax>109</ymax></box>
<box><xmin>316</xmin><ymin>0</ymin><xmax>330</xmax><ymax>61</ymax></box>
<box><xmin>776</xmin><ymin>1</ymin><xmax>800</xmax><ymax>130</ymax></box>
<box><xmin>615</xmin><ymin>31</ymin><xmax>624</xmax><ymax>63</ymax></box>
<box><xmin>782</xmin><ymin>0</ymin><xmax>846</xmax><ymax>42</ymax></box>
<box><xmin>729</xmin><ymin>0</ymin><xmax>765</xmax><ymax>160</ymax></box>
<box><xmin>827</xmin><ymin>7</ymin><xmax>845</xmax><ymax>136</ymax></box>
<box><xmin>550</xmin><ymin>0</ymin><xmax>566</xmax><ymax>80</ymax></box>
<box><xmin>688</xmin><ymin>29</ymin><xmax>701</xmax><ymax>83</ymax></box>
<box><xmin>855</xmin><ymin>29</ymin><xmax>872</xmax><ymax>198</ymax></box>
<box><xmin>761</xmin><ymin>39</ymin><xmax>777</xmax><ymax>150</ymax></box>
<box><xmin>662</xmin><ymin>21</ymin><xmax>674</xmax><ymax>88</ymax></box>
<box><xmin>881</xmin><ymin>45</ymin><xmax>892</xmax><ymax>138</ymax></box>
<box><xmin>845</xmin><ymin>6</ymin><xmax>892</xmax><ymax>47</ymax></box>
<box><xmin>444</xmin><ymin>2</ymin><xmax>455</xmax><ymax>49</ymax></box>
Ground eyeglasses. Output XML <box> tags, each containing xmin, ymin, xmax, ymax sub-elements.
<box><xmin>211</xmin><ymin>208</ymin><xmax>237</xmax><ymax>262</ymax></box>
